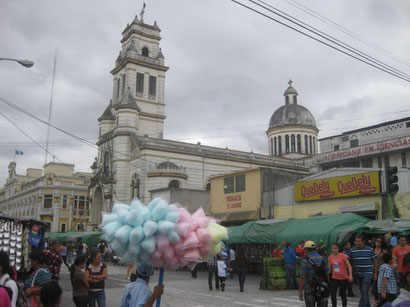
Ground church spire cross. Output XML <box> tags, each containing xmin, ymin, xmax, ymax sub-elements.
<box><xmin>140</xmin><ymin>2</ymin><xmax>146</xmax><ymax>22</ymax></box>
<box><xmin>288</xmin><ymin>79</ymin><xmax>293</xmax><ymax>88</ymax></box>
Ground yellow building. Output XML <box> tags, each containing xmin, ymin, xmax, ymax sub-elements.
<box><xmin>0</xmin><ymin>162</ymin><xmax>92</xmax><ymax>232</ymax></box>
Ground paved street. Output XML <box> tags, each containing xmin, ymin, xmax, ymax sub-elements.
<box><xmin>59</xmin><ymin>263</ymin><xmax>362</xmax><ymax>307</ymax></box>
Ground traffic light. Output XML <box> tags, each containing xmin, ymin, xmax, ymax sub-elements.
<box><xmin>385</xmin><ymin>166</ymin><xmax>399</xmax><ymax>194</ymax></box>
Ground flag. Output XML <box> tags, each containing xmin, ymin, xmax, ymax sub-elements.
<box><xmin>15</xmin><ymin>149</ymin><xmax>23</xmax><ymax>155</ymax></box>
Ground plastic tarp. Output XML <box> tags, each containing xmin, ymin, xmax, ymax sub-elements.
<box><xmin>354</xmin><ymin>219</ymin><xmax>410</xmax><ymax>235</ymax></box>
<box><xmin>226</xmin><ymin>213</ymin><xmax>370</xmax><ymax>248</ymax></box>
<box><xmin>46</xmin><ymin>231</ymin><xmax>103</xmax><ymax>246</ymax></box>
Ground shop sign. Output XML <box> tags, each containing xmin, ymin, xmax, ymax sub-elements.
<box><xmin>294</xmin><ymin>171</ymin><xmax>380</xmax><ymax>202</ymax></box>
<box><xmin>226</xmin><ymin>194</ymin><xmax>242</xmax><ymax>209</ymax></box>
<box><xmin>339</xmin><ymin>203</ymin><xmax>376</xmax><ymax>213</ymax></box>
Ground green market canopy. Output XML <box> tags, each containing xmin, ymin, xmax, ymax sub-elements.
<box><xmin>46</xmin><ymin>231</ymin><xmax>103</xmax><ymax>247</ymax></box>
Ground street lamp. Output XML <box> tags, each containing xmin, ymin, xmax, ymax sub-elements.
<box><xmin>0</xmin><ymin>58</ymin><xmax>34</xmax><ymax>68</ymax></box>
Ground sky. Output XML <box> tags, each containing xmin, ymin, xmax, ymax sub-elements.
<box><xmin>1</xmin><ymin>0</ymin><xmax>410</xmax><ymax>184</ymax></box>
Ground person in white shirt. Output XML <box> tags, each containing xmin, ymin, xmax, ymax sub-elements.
<box><xmin>0</xmin><ymin>251</ymin><xmax>18</xmax><ymax>307</ymax></box>
<box><xmin>217</xmin><ymin>255</ymin><xmax>227</xmax><ymax>291</ymax></box>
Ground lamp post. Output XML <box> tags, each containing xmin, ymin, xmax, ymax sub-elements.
<box><xmin>0</xmin><ymin>58</ymin><xmax>34</xmax><ymax>68</ymax></box>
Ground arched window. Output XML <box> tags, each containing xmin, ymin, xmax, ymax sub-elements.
<box><xmin>297</xmin><ymin>134</ymin><xmax>301</xmax><ymax>153</ymax></box>
<box><xmin>206</xmin><ymin>183</ymin><xmax>211</xmax><ymax>191</ymax></box>
<box><xmin>285</xmin><ymin>135</ymin><xmax>290</xmax><ymax>153</ymax></box>
<box><xmin>274</xmin><ymin>137</ymin><xmax>277</xmax><ymax>156</ymax></box>
<box><xmin>293</xmin><ymin>96</ymin><xmax>297</xmax><ymax>104</ymax></box>
<box><xmin>309</xmin><ymin>136</ymin><xmax>313</xmax><ymax>155</ymax></box>
<box><xmin>285</xmin><ymin>96</ymin><xmax>289</xmax><ymax>105</ymax></box>
<box><xmin>278</xmin><ymin>136</ymin><xmax>282</xmax><ymax>155</ymax></box>
<box><xmin>142</xmin><ymin>47</ymin><xmax>149</xmax><ymax>57</ymax></box>
<box><xmin>313</xmin><ymin>137</ymin><xmax>316</xmax><ymax>154</ymax></box>
<box><xmin>291</xmin><ymin>134</ymin><xmax>296</xmax><ymax>153</ymax></box>
<box><xmin>169</xmin><ymin>180</ymin><xmax>180</xmax><ymax>188</ymax></box>
<box><xmin>304</xmin><ymin>135</ymin><xmax>308</xmax><ymax>154</ymax></box>
<box><xmin>270</xmin><ymin>138</ymin><xmax>273</xmax><ymax>156</ymax></box>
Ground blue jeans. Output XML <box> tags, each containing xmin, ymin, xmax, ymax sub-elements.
<box><xmin>285</xmin><ymin>263</ymin><xmax>297</xmax><ymax>290</ymax></box>
<box><xmin>356</xmin><ymin>276</ymin><xmax>372</xmax><ymax>307</ymax></box>
<box><xmin>89</xmin><ymin>290</ymin><xmax>106</xmax><ymax>307</ymax></box>
<box><xmin>236</xmin><ymin>267</ymin><xmax>247</xmax><ymax>291</ymax></box>
<box><xmin>304</xmin><ymin>292</ymin><xmax>328</xmax><ymax>307</ymax></box>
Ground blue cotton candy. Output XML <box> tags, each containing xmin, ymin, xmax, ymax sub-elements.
<box><xmin>165</xmin><ymin>212</ymin><xmax>179</xmax><ymax>223</ymax></box>
<box><xmin>168</xmin><ymin>231</ymin><xmax>180</xmax><ymax>244</ymax></box>
<box><xmin>129</xmin><ymin>226</ymin><xmax>144</xmax><ymax>245</ymax></box>
<box><xmin>130</xmin><ymin>198</ymin><xmax>143</xmax><ymax>211</ymax></box>
<box><xmin>128</xmin><ymin>244</ymin><xmax>141</xmax><ymax>256</ymax></box>
<box><xmin>110</xmin><ymin>239</ymin><xmax>127</xmax><ymax>256</ymax></box>
<box><xmin>152</xmin><ymin>202</ymin><xmax>168</xmax><ymax>222</ymax></box>
<box><xmin>124</xmin><ymin>209</ymin><xmax>144</xmax><ymax>227</ymax></box>
<box><xmin>158</xmin><ymin>220</ymin><xmax>175</xmax><ymax>234</ymax></box>
<box><xmin>112</xmin><ymin>203</ymin><xmax>130</xmax><ymax>213</ymax></box>
<box><xmin>101</xmin><ymin>213</ymin><xmax>118</xmax><ymax>226</ymax></box>
<box><xmin>143</xmin><ymin>220</ymin><xmax>157</xmax><ymax>237</ymax></box>
<box><xmin>102</xmin><ymin>221</ymin><xmax>122</xmax><ymax>242</ymax></box>
<box><xmin>148</xmin><ymin>198</ymin><xmax>162</xmax><ymax>212</ymax></box>
<box><xmin>114</xmin><ymin>224</ymin><xmax>133</xmax><ymax>246</ymax></box>
<box><xmin>167</xmin><ymin>204</ymin><xmax>177</xmax><ymax>213</ymax></box>
<box><xmin>117</xmin><ymin>209</ymin><xmax>129</xmax><ymax>223</ymax></box>
<box><xmin>121</xmin><ymin>251</ymin><xmax>136</xmax><ymax>264</ymax></box>
<box><xmin>141</xmin><ymin>236</ymin><xmax>156</xmax><ymax>254</ymax></box>
<box><xmin>141</xmin><ymin>207</ymin><xmax>152</xmax><ymax>221</ymax></box>
<box><xmin>138</xmin><ymin>251</ymin><xmax>151</xmax><ymax>263</ymax></box>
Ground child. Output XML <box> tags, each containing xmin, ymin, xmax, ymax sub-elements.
<box><xmin>217</xmin><ymin>254</ymin><xmax>227</xmax><ymax>291</ymax></box>
<box><xmin>377</xmin><ymin>253</ymin><xmax>398</xmax><ymax>306</ymax></box>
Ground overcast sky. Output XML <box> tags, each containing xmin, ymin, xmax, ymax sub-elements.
<box><xmin>1</xmin><ymin>0</ymin><xmax>410</xmax><ymax>184</ymax></box>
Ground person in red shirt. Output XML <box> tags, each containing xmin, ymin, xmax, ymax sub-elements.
<box><xmin>295</xmin><ymin>241</ymin><xmax>305</xmax><ymax>257</ymax></box>
<box><xmin>272</xmin><ymin>241</ymin><xmax>285</xmax><ymax>258</ymax></box>
<box><xmin>393</xmin><ymin>235</ymin><xmax>410</xmax><ymax>277</ymax></box>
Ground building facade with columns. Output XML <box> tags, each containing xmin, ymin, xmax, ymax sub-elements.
<box><xmin>88</xmin><ymin>12</ymin><xmax>317</xmax><ymax>229</ymax></box>
<box><xmin>0</xmin><ymin>162</ymin><xmax>92</xmax><ymax>232</ymax></box>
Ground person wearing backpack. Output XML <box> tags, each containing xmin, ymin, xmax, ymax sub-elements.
<box><xmin>0</xmin><ymin>251</ymin><xmax>18</xmax><ymax>307</ymax></box>
<box><xmin>299</xmin><ymin>240</ymin><xmax>330</xmax><ymax>307</ymax></box>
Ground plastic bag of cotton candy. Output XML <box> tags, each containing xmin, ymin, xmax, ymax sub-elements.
<box><xmin>99</xmin><ymin>198</ymin><xmax>229</xmax><ymax>269</ymax></box>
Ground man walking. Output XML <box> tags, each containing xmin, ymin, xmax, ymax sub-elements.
<box><xmin>207</xmin><ymin>255</ymin><xmax>219</xmax><ymax>290</ymax></box>
<box><xmin>284</xmin><ymin>241</ymin><xmax>298</xmax><ymax>290</ymax></box>
<box><xmin>393</xmin><ymin>235</ymin><xmax>410</xmax><ymax>280</ymax></box>
<box><xmin>299</xmin><ymin>240</ymin><xmax>329</xmax><ymax>307</ymax></box>
<box><xmin>347</xmin><ymin>234</ymin><xmax>377</xmax><ymax>307</ymax></box>
<box><xmin>43</xmin><ymin>237</ymin><xmax>63</xmax><ymax>281</ymax></box>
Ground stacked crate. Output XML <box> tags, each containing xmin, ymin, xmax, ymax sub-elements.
<box><xmin>262</xmin><ymin>257</ymin><xmax>302</xmax><ymax>290</ymax></box>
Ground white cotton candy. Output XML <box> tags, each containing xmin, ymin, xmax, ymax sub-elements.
<box><xmin>141</xmin><ymin>236</ymin><xmax>156</xmax><ymax>254</ymax></box>
<box><xmin>101</xmin><ymin>213</ymin><xmax>118</xmax><ymax>226</ymax></box>
<box><xmin>117</xmin><ymin>209</ymin><xmax>129</xmax><ymax>223</ymax></box>
<box><xmin>112</xmin><ymin>203</ymin><xmax>130</xmax><ymax>213</ymax></box>
<box><xmin>124</xmin><ymin>209</ymin><xmax>144</xmax><ymax>227</ymax></box>
<box><xmin>102</xmin><ymin>221</ymin><xmax>122</xmax><ymax>242</ymax></box>
<box><xmin>152</xmin><ymin>201</ymin><xmax>168</xmax><ymax>222</ymax></box>
<box><xmin>143</xmin><ymin>220</ymin><xmax>157</xmax><ymax>237</ymax></box>
<box><xmin>158</xmin><ymin>220</ymin><xmax>175</xmax><ymax>234</ymax></box>
<box><xmin>129</xmin><ymin>226</ymin><xmax>144</xmax><ymax>245</ymax></box>
<box><xmin>114</xmin><ymin>224</ymin><xmax>133</xmax><ymax>246</ymax></box>
<box><xmin>168</xmin><ymin>231</ymin><xmax>180</xmax><ymax>244</ymax></box>
<box><xmin>165</xmin><ymin>212</ymin><xmax>179</xmax><ymax>223</ymax></box>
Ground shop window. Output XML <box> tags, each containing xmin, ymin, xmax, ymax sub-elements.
<box><xmin>334</xmin><ymin>145</ymin><xmax>340</xmax><ymax>151</ymax></box>
<box><xmin>350</xmin><ymin>139</ymin><xmax>359</xmax><ymax>148</ymax></box>
<box><xmin>44</xmin><ymin>194</ymin><xmax>53</xmax><ymax>209</ymax></box>
<box><xmin>224</xmin><ymin>176</ymin><xmax>234</xmax><ymax>194</ymax></box>
<box><xmin>235</xmin><ymin>174</ymin><xmax>246</xmax><ymax>192</ymax></box>
<box><xmin>402</xmin><ymin>152</ymin><xmax>407</xmax><ymax>167</ymax></box>
<box><xmin>362</xmin><ymin>159</ymin><xmax>373</xmax><ymax>168</ymax></box>
<box><xmin>136</xmin><ymin>73</ymin><xmax>144</xmax><ymax>93</ymax></box>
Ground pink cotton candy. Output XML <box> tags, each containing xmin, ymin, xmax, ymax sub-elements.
<box><xmin>179</xmin><ymin>256</ymin><xmax>189</xmax><ymax>267</ymax></box>
<box><xmin>176</xmin><ymin>208</ymin><xmax>192</xmax><ymax>223</ymax></box>
<box><xmin>183</xmin><ymin>231</ymin><xmax>201</xmax><ymax>249</ymax></box>
<box><xmin>196</xmin><ymin>228</ymin><xmax>211</xmax><ymax>244</ymax></box>
<box><xmin>174</xmin><ymin>240</ymin><xmax>185</xmax><ymax>256</ymax></box>
<box><xmin>162</xmin><ymin>245</ymin><xmax>175</xmax><ymax>263</ymax></box>
<box><xmin>156</xmin><ymin>234</ymin><xmax>170</xmax><ymax>252</ymax></box>
<box><xmin>167</xmin><ymin>255</ymin><xmax>179</xmax><ymax>267</ymax></box>
<box><xmin>175</xmin><ymin>223</ymin><xmax>192</xmax><ymax>238</ymax></box>
<box><xmin>192</xmin><ymin>217</ymin><xmax>210</xmax><ymax>230</ymax></box>
<box><xmin>183</xmin><ymin>248</ymin><xmax>201</xmax><ymax>262</ymax></box>
<box><xmin>198</xmin><ymin>244</ymin><xmax>212</xmax><ymax>257</ymax></box>
<box><xmin>152</xmin><ymin>248</ymin><xmax>162</xmax><ymax>260</ymax></box>
<box><xmin>151</xmin><ymin>257</ymin><xmax>165</xmax><ymax>268</ymax></box>
<box><xmin>192</xmin><ymin>208</ymin><xmax>206</xmax><ymax>218</ymax></box>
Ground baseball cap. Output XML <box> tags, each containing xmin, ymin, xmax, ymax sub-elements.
<box><xmin>304</xmin><ymin>241</ymin><xmax>316</xmax><ymax>248</ymax></box>
<box><xmin>137</xmin><ymin>262</ymin><xmax>154</xmax><ymax>278</ymax></box>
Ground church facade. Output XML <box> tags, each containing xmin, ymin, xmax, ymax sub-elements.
<box><xmin>88</xmin><ymin>12</ymin><xmax>315</xmax><ymax>229</ymax></box>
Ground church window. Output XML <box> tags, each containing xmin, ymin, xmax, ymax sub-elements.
<box><xmin>169</xmin><ymin>180</ymin><xmax>180</xmax><ymax>188</ymax></box>
<box><xmin>224</xmin><ymin>176</ymin><xmax>234</xmax><ymax>194</ymax></box>
<box><xmin>149</xmin><ymin>76</ymin><xmax>157</xmax><ymax>96</ymax></box>
<box><xmin>297</xmin><ymin>134</ymin><xmax>301</xmax><ymax>153</ymax></box>
<box><xmin>274</xmin><ymin>137</ymin><xmax>277</xmax><ymax>156</ymax></box>
<box><xmin>270</xmin><ymin>138</ymin><xmax>273</xmax><ymax>156</ymax></box>
<box><xmin>278</xmin><ymin>136</ymin><xmax>282</xmax><ymax>155</ymax></box>
<box><xmin>116</xmin><ymin>79</ymin><xmax>120</xmax><ymax>98</ymax></box>
<box><xmin>304</xmin><ymin>135</ymin><xmax>308</xmax><ymax>154</ymax></box>
<box><xmin>206</xmin><ymin>183</ymin><xmax>211</xmax><ymax>191</ymax></box>
<box><xmin>235</xmin><ymin>174</ymin><xmax>246</xmax><ymax>192</ymax></box>
<box><xmin>122</xmin><ymin>74</ymin><xmax>126</xmax><ymax>95</ymax></box>
<box><xmin>285</xmin><ymin>96</ymin><xmax>289</xmax><ymax>105</ymax></box>
<box><xmin>142</xmin><ymin>47</ymin><xmax>149</xmax><ymax>57</ymax></box>
<box><xmin>285</xmin><ymin>135</ymin><xmax>290</xmax><ymax>153</ymax></box>
<box><xmin>313</xmin><ymin>137</ymin><xmax>316</xmax><ymax>154</ymax></box>
<box><xmin>293</xmin><ymin>96</ymin><xmax>297</xmax><ymax>104</ymax></box>
<box><xmin>291</xmin><ymin>134</ymin><xmax>295</xmax><ymax>153</ymax></box>
<box><xmin>309</xmin><ymin>136</ymin><xmax>312</xmax><ymax>155</ymax></box>
<box><xmin>136</xmin><ymin>73</ymin><xmax>144</xmax><ymax>93</ymax></box>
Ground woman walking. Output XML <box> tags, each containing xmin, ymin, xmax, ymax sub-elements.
<box><xmin>85</xmin><ymin>249</ymin><xmax>107</xmax><ymax>307</ymax></box>
<box><xmin>328</xmin><ymin>243</ymin><xmax>353</xmax><ymax>307</ymax></box>
<box><xmin>234</xmin><ymin>248</ymin><xmax>248</xmax><ymax>292</ymax></box>
<box><xmin>70</xmin><ymin>255</ymin><xmax>89</xmax><ymax>307</ymax></box>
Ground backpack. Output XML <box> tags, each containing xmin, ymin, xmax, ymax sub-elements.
<box><xmin>307</xmin><ymin>256</ymin><xmax>330</xmax><ymax>299</ymax></box>
<box><xmin>2</xmin><ymin>277</ymin><xmax>28</xmax><ymax>307</ymax></box>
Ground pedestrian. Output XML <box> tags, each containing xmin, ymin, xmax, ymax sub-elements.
<box><xmin>284</xmin><ymin>241</ymin><xmax>298</xmax><ymax>290</ymax></box>
<box><xmin>190</xmin><ymin>264</ymin><xmax>198</xmax><ymax>279</ymax></box>
<box><xmin>119</xmin><ymin>262</ymin><xmax>164</xmax><ymax>307</ymax></box>
<box><xmin>342</xmin><ymin>241</ymin><xmax>355</xmax><ymax>297</ymax></box>
<box><xmin>372</xmin><ymin>237</ymin><xmax>385</xmax><ymax>304</ymax></box>
<box><xmin>77</xmin><ymin>239</ymin><xmax>84</xmax><ymax>257</ymax></box>
<box><xmin>43</xmin><ymin>237</ymin><xmax>63</xmax><ymax>281</ymax></box>
<box><xmin>328</xmin><ymin>242</ymin><xmax>353</xmax><ymax>307</ymax></box>
<box><xmin>317</xmin><ymin>239</ymin><xmax>327</xmax><ymax>257</ymax></box>
<box><xmin>299</xmin><ymin>240</ymin><xmax>329</xmax><ymax>307</ymax></box>
<box><xmin>0</xmin><ymin>251</ymin><xmax>18</xmax><ymax>307</ymax></box>
<box><xmin>217</xmin><ymin>254</ymin><xmax>227</xmax><ymax>291</ymax></box>
<box><xmin>347</xmin><ymin>234</ymin><xmax>378</xmax><ymax>307</ymax></box>
<box><xmin>230</xmin><ymin>248</ymin><xmax>236</xmax><ymax>278</ymax></box>
<box><xmin>273</xmin><ymin>241</ymin><xmax>285</xmax><ymax>258</ymax></box>
<box><xmin>393</xmin><ymin>236</ymin><xmax>410</xmax><ymax>281</ymax></box>
<box><xmin>24</xmin><ymin>249</ymin><xmax>52</xmax><ymax>307</ymax></box>
<box><xmin>85</xmin><ymin>249</ymin><xmax>107</xmax><ymax>307</ymax></box>
<box><xmin>377</xmin><ymin>253</ymin><xmax>398</xmax><ymax>306</ymax></box>
<box><xmin>126</xmin><ymin>264</ymin><xmax>137</xmax><ymax>282</ymax></box>
<box><xmin>0</xmin><ymin>287</ymin><xmax>11</xmax><ymax>307</ymax></box>
<box><xmin>295</xmin><ymin>241</ymin><xmax>306</xmax><ymax>257</ymax></box>
<box><xmin>39</xmin><ymin>281</ymin><xmax>62</xmax><ymax>307</ymax></box>
<box><xmin>67</xmin><ymin>241</ymin><xmax>75</xmax><ymax>264</ymax></box>
<box><xmin>234</xmin><ymin>247</ymin><xmax>248</xmax><ymax>292</ymax></box>
<box><xmin>207</xmin><ymin>255</ymin><xmax>219</xmax><ymax>290</ymax></box>
<box><xmin>390</xmin><ymin>263</ymin><xmax>410</xmax><ymax>306</ymax></box>
<box><xmin>70</xmin><ymin>255</ymin><xmax>89</xmax><ymax>307</ymax></box>
<box><xmin>61</xmin><ymin>242</ymin><xmax>70</xmax><ymax>271</ymax></box>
